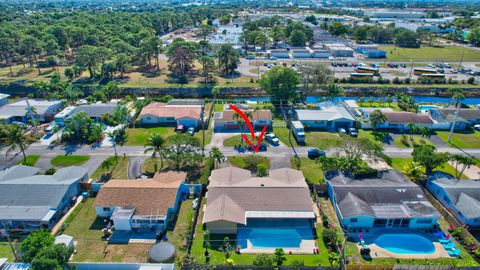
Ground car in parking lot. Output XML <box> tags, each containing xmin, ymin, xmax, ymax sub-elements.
<box><xmin>444</xmin><ymin>63</ymin><xmax>452</xmax><ymax>68</ymax></box>
<box><xmin>428</xmin><ymin>64</ymin><xmax>436</xmax><ymax>68</ymax></box>
<box><xmin>246</xmin><ymin>55</ymin><xmax>255</xmax><ymax>60</ymax></box>
<box><xmin>474</xmin><ymin>124</ymin><xmax>480</xmax><ymax>131</ymax></box>
<box><xmin>308</xmin><ymin>148</ymin><xmax>326</xmax><ymax>159</ymax></box>
<box><xmin>269</xmin><ymin>56</ymin><xmax>277</xmax><ymax>60</ymax></box>
<box><xmin>331</xmin><ymin>61</ymin><xmax>337</xmax><ymax>67</ymax></box>
<box><xmin>348</xmin><ymin>127</ymin><xmax>358</xmax><ymax>137</ymax></box>
<box><xmin>387</xmin><ymin>63</ymin><xmax>398</xmax><ymax>68</ymax></box>
<box><xmin>265</xmin><ymin>132</ymin><xmax>280</xmax><ymax>145</ymax></box>
<box><xmin>338</xmin><ymin>128</ymin><xmax>347</xmax><ymax>135</ymax></box>
<box><xmin>400</xmin><ymin>64</ymin><xmax>407</xmax><ymax>68</ymax></box>
<box><xmin>263</xmin><ymin>62</ymin><xmax>268</xmax><ymax>66</ymax></box>
<box><xmin>437</xmin><ymin>69</ymin><xmax>445</xmax><ymax>74</ymax></box>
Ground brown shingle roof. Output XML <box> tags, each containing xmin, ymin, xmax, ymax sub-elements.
<box><xmin>384</xmin><ymin>112</ymin><xmax>433</xmax><ymax>124</ymax></box>
<box><xmin>94</xmin><ymin>171</ymin><xmax>186</xmax><ymax>216</ymax></box>
<box><xmin>140</xmin><ymin>102</ymin><xmax>201</xmax><ymax>119</ymax></box>
<box><xmin>214</xmin><ymin>109</ymin><xmax>271</xmax><ymax>122</ymax></box>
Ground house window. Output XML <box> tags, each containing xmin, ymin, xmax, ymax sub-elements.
<box><xmin>350</xmin><ymin>218</ymin><xmax>358</xmax><ymax>223</ymax></box>
<box><xmin>417</xmin><ymin>219</ymin><xmax>432</xmax><ymax>224</ymax></box>
<box><xmin>102</xmin><ymin>207</ymin><xmax>111</xmax><ymax>212</ymax></box>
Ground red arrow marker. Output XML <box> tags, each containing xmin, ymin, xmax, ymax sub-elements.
<box><xmin>229</xmin><ymin>104</ymin><xmax>268</xmax><ymax>153</ymax></box>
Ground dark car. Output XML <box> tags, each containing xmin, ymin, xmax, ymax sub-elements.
<box><xmin>348</xmin><ymin>127</ymin><xmax>358</xmax><ymax>137</ymax></box>
<box><xmin>400</xmin><ymin>64</ymin><xmax>407</xmax><ymax>68</ymax></box>
<box><xmin>308</xmin><ymin>148</ymin><xmax>326</xmax><ymax>159</ymax></box>
<box><xmin>250</xmin><ymin>143</ymin><xmax>267</xmax><ymax>152</ymax></box>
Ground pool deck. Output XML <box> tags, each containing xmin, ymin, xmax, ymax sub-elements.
<box><xmin>354</xmin><ymin>229</ymin><xmax>451</xmax><ymax>259</ymax></box>
<box><xmin>240</xmin><ymin>239</ymin><xmax>317</xmax><ymax>254</ymax></box>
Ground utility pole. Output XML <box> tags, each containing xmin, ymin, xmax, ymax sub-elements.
<box><xmin>459</xmin><ymin>48</ymin><xmax>465</xmax><ymax>68</ymax></box>
<box><xmin>1</xmin><ymin>221</ymin><xmax>21</xmax><ymax>262</ymax></box>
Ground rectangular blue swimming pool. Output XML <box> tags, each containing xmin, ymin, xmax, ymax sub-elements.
<box><xmin>237</xmin><ymin>219</ymin><xmax>315</xmax><ymax>249</ymax></box>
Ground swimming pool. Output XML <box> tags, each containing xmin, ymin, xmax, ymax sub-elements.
<box><xmin>375</xmin><ymin>234</ymin><xmax>435</xmax><ymax>254</ymax></box>
<box><xmin>418</xmin><ymin>105</ymin><xmax>440</xmax><ymax>112</ymax></box>
<box><xmin>241</xmin><ymin>228</ymin><xmax>303</xmax><ymax>248</ymax></box>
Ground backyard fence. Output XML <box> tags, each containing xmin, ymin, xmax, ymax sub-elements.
<box><xmin>421</xmin><ymin>187</ymin><xmax>480</xmax><ymax>250</ymax></box>
<box><xmin>186</xmin><ymin>187</ymin><xmax>206</xmax><ymax>254</ymax></box>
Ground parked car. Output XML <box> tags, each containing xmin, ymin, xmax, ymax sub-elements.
<box><xmin>270</xmin><ymin>56</ymin><xmax>277</xmax><ymax>60</ymax></box>
<box><xmin>252</xmin><ymin>143</ymin><xmax>267</xmax><ymax>152</ymax></box>
<box><xmin>338</xmin><ymin>128</ymin><xmax>347</xmax><ymax>135</ymax></box>
<box><xmin>187</xmin><ymin>127</ymin><xmax>195</xmax><ymax>135</ymax></box>
<box><xmin>331</xmin><ymin>61</ymin><xmax>337</xmax><ymax>67</ymax></box>
<box><xmin>474</xmin><ymin>124</ymin><xmax>480</xmax><ymax>131</ymax></box>
<box><xmin>400</xmin><ymin>63</ymin><xmax>407</xmax><ymax>68</ymax></box>
<box><xmin>444</xmin><ymin>63</ymin><xmax>452</xmax><ymax>68</ymax></box>
<box><xmin>348</xmin><ymin>127</ymin><xmax>358</xmax><ymax>137</ymax></box>
<box><xmin>263</xmin><ymin>62</ymin><xmax>268</xmax><ymax>66</ymax></box>
<box><xmin>175</xmin><ymin>125</ymin><xmax>185</xmax><ymax>132</ymax></box>
<box><xmin>265</xmin><ymin>132</ymin><xmax>280</xmax><ymax>145</ymax></box>
<box><xmin>387</xmin><ymin>63</ymin><xmax>398</xmax><ymax>68</ymax></box>
<box><xmin>451</xmin><ymin>69</ymin><xmax>458</xmax><ymax>74</ymax></box>
<box><xmin>428</xmin><ymin>64</ymin><xmax>436</xmax><ymax>68</ymax></box>
<box><xmin>437</xmin><ymin>69</ymin><xmax>445</xmax><ymax>74</ymax></box>
<box><xmin>246</xmin><ymin>55</ymin><xmax>255</xmax><ymax>60</ymax></box>
<box><xmin>307</xmin><ymin>148</ymin><xmax>326</xmax><ymax>159</ymax></box>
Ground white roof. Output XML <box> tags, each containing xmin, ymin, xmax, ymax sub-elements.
<box><xmin>344</xmin><ymin>100</ymin><xmax>359</xmax><ymax>108</ymax></box>
<box><xmin>296</xmin><ymin>102</ymin><xmax>355</xmax><ymax>122</ymax></box>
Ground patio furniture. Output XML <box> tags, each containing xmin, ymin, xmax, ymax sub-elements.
<box><xmin>443</xmin><ymin>243</ymin><xmax>456</xmax><ymax>250</ymax></box>
<box><xmin>439</xmin><ymin>239</ymin><xmax>451</xmax><ymax>244</ymax></box>
<box><xmin>448</xmin><ymin>249</ymin><xmax>461</xmax><ymax>257</ymax></box>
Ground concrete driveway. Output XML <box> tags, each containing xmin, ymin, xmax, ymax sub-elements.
<box><xmin>128</xmin><ymin>156</ymin><xmax>145</xmax><ymax>179</ymax></box>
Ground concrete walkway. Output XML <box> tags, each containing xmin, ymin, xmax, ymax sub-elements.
<box><xmin>51</xmin><ymin>195</ymin><xmax>84</xmax><ymax>236</ymax></box>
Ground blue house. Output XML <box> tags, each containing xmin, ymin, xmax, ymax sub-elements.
<box><xmin>327</xmin><ymin>170</ymin><xmax>440</xmax><ymax>229</ymax></box>
<box><xmin>426</xmin><ymin>174</ymin><xmax>480</xmax><ymax>228</ymax></box>
<box><xmin>0</xmin><ymin>165</ymin><xmax>88</xmax><ymax>231</ymax></box>
<box><xmin>94</xmin><ymin>171</ymin><xmax>192</xmax><ymax>233</ymax></box>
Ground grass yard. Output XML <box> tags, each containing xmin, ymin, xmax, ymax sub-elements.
<box><xmin>379</xmin><ymin>45</ymin><xmax>480</xmax><ymax>62</ymax></box>
<box><xmin>228</xmin><ymin>155</ymin><xmax>270</xmax><ymax>170</ymax></box>
<box><xmin>141</xmin><ymin>157</ymin><xmax>174</xmax><ymax>175</ymax></box>
<box><xmin>394</xmin><ymin>135</ymin><xmax>434</xmax><ymax>148</ymax></box>
<box><xmin>125</xmin><ymin>127</ymin><xmax>175</xmax><ymax>146</ymax></box>
<box><xmin>0</xmin><ymin>241</ymin><xmax>15</xmax><ymax>262</ymax></box>
<box><xmin>62</xmin><ymin>198</ymin><xmax>151</xmax><ymax>262</ymax></box>
<box><xmin>290</xmin><ymin>157</ymin><xmax>324</xmax><ymax>184</ymax></box>
<box><xmin>166</xmin><ymin>199</ymin><xmax>195</xmax><ymax>261</ymax></box>
<box><xmin>273</xmin><ymin>126</ymin><xmax>299</xmax><ymax>147</ymax></box>
<box><xmin>190</xmin><ymin>200</ymin><xmax>331</xmax><ymax>266</ymax></box>
<box><xmin>16</xmin><ymin>154</ymin><xmax>40</xmax><ymax>166</ymax></box>
<box><xmin>391</xmin><ymin>157</ymin><xmax>467</xmax><ymax>179</ymax></box>
<box><xmin>51</xmin><ymin>155</ymin><xmax>90</xmax><ymax>167</ymax></box>
<box><xmin>437</xmin><ymin>130</ymin><xmax>480</xmax><ymax>148</ymax></box>
<box><xmin>90</xmin><ymin>156</ymin><xmax>129</xmax><ymax>180</ymax></box>
<box><xmin>356</xmin><ymin>101</ymin><xmax>401</xmax><ymax>111</ymax></box>
<box><xmin>273</xmin><ymin>126</ymin><xmax>343</xmax><ymax>149</ymax></box>
<box><xmin>214</xmin><ymin>103</ymin><xmax>225</xmax><ymax>112</ymax></box>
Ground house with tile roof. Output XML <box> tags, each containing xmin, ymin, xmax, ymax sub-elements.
<box><xmin>94</xmin><ymin>171</ymin><xmax>189</xmax><ymax>232</ymax></box>
<box><xmin>213</xmin><ymin>106</ymin><xmax>272</xmax><ymax>131</ymax></box>
<box><xmin>426</xmin><ymin>173</ymin><xmax>480</xmax><ymax>228</ymax></box>
<box><xmin>0</xmin><ymin>165</ymin><xmax>87</xmax><ymax>231</ymax></box>
<box><xmin>327</xmin><ymin>170</ymin><xmax>440</xmax><ymax>229</ymax></box>
<box><xmin>377</xmin><ymin>111</ymin><xmax>434</xmax><ymax>130</ymax></box>
<box><xmin>139</xmin><ymin>100</ymin><xmax>204</xmax><ymax>128</ymax></box>
<box><xmin>202</xmin><ymin>167</ymin><xmax>316</xmax><ymax>252</ymax></box>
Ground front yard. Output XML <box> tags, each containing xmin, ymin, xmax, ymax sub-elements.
<box><xmin>394</xmin><ymin>135</ymin><xmax>434</xmax><ymax>148</ymax></box>
<box><xmin>125</xmin><ymin>125</ymin><xmax>212</xmax><ymax>146</ymax></box>
<box><xmin>0</xmin><ymin>241</ymin><xmax>15</xmax><ymax>262</ymax></box>
<box><xmin>16</xmin><ymin>154</ymin><xmax>40</xmax><ymax>166</ymax></box>
<box><xmin>51</xmin><ymin>155</ymin><xmax>90</xmax><ymax>167</ymax></box>
<box><xmin>391</xmin><ymin>158</ymin><xmax>468</xmax><ymax>179</ymax></box>
<box><xmin>437</xmin><ymin>130</ymin><xmax>480</xmax><ymax>148</ymax></box>
<box><xmin>290</xmin><ymin>157</ymin><xmax>325</xmax><ymax>184</ymax></box>
<box><xmin>62</xmin><ymin>198</ymin><xmax>151</xmax><ymax>262</ymax></box>
<box><xmin>90</xmin><ymin>156</ymin><xmax>129</xmax><ymax>180</ymax></box>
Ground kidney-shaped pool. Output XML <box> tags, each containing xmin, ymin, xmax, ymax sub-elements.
<box><xmin>375</xmin><ymin>234</ymin><xmax>436</xmax><ymax>254</ymax></box>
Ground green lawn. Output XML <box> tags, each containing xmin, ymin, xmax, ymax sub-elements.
<box><xmin>214</xmin><ymin>103</ymin><xmax>225</xmax><ymax>112</ymax></box>
<box><xmin>51</xmin><ymin>155</ymin><xmax>90</xmax><ymax>167</ymax></box>
<box><xmin>391</xmin><ymin>157</ymin><xmax>467</xmax><ymax>179</ymax></box>
<box><xmin>274</xmin><ymin>127</ymin><xmax>343</xmax><ymax>149</ymax></box>
<box><xmin>356</xmin><ymin>101</ymin><xmax>401</xmax><ymax>111</ymax></box>
<box><xmin>228</xmin><ymin>155</ymin><xmax>270</xmax><ymax>170</ymax></box>
<box><xmin>394</xmin><ymin>135</ymin><xmax>434</xmax><ymax>148</ymax></box>
<box><xmin>437</xmin><ymin>130</ymin><xmax>480</xmax><ymax>148</ymax></box>
<box><xmin>290</xmin><ymin>157</ymin><xmax>324</xmax><ymax>184</ymax></box>
<box><xmin>166</xmin><ymin>198</ymin><xmax>195</xmax><ymax>261</ymax></box>
<box><xmin>62</xmin><ymin>198</ymin><xmax>151</xmax><ymax>262</ymax></box>
<box><xmin>16</xmin><ymin>154</ymin><xmax>40</xmax><ymax>166</ymax></box>
<box><xmin>90</xmin><ymin>156</ymin><xmax>129</xmax><ymax>180</ymax></box>
<box><xmin>191</xmin><ymin>201</ymin><xmax>330</xmax><ymax>266</ymax></box>
<box><xmin>125</xmin><ymin>127</ymin><xmax>175</xmax><ymax>146</ymax></box>
<box><xmin>0</xmin><ymin>241</ymin><xmax>15</xmax><ymax>262</ymax></box>
<box><xmin>379</xmin><ymin>45</ymin><xmax>480</xmax><ymax>62</ymax></box>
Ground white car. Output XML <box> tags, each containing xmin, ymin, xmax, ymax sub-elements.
<box><xmin>265</xmin><ymin>133</ymin><xmax>280</xmax><ymax>145</ymax></box>
<box><xmin>474</xmin><ymin>124</ymin><xmax>480</xmax><ymax>131</ymax></box>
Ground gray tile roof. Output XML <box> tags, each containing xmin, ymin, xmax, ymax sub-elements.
<box><xmin>430</xmin><ymin>176</ymin><xmax>480</xmax><ymax>219</ymax></box>
<box><xmin>435</xmin><ymin>108</ymin><xmax>480</xmax><ymax>122</ymax></box>
<box><xmin>328</xmin><ymin>170</ymin><xmax>439</xmax><ymax>219</ymax></box>
<box><xmin>0</xmin><ymin>165</ymin><xmax>40</xmax><ymax>181</ymax></box>
<box><xmin>0</xmin><ymin>166</ymin><xmax>87</xmax><ymax>221</ymax></box>
<box><xmin>0</xmin><ymin>99</ymin><xmax>62</xmax><ymax>118</ymax></box>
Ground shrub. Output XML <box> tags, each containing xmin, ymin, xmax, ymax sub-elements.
<box><xmin>256</xmin><ymin>164</ymin><xmax>268</xmax><ymax>177</ymax></box>
<box><xmin>199</xmin><ymin>157</ymin><xmax>214</xmax><ymax>184</ymax></box>
<box><xmin>468</xmin><ymin>77</ymin><xmax>475</xmax><ymax>84</ymax></box>
<box><xmin>45</xmin><ymin>168</ymin><xmax>56</xmax><ymax>175</ymax></box>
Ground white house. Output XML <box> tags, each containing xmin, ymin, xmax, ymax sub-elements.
<box><xmin>295</xmin><ymin>101</ymin><xmax>356</xmax><ymax>130</ymax></box>
<box><xmin>269</xmin><ymin>49</ymin><xmax>290</xmax><ymax>58</ymax></box>
<box><xmin>0</xmin><ymin>98</ymin><xmax>63</xmax><ymax>123</ymax></box>
<box><xmin>428</xmin><ymin>108</ymin><xmax>480</xmax><ymax>130</ymax></box>
<box><xmin>139</xmin><ymin>100</ymin><xmax>204</xmax><ymax>128</ymax></box>
<box><xmin>328</xmin><ymin>170</ymin><xmax>440</xmax><ymax>229</ymax></box>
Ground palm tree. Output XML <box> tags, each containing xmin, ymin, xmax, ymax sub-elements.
<box><xmin>2</xmin><ymin>125</ymin><xmax>32</xmax><ymax>164</ymax></box>
<box><xmin>447</xmin><ymin>88</ymin><xmax>465</xmax><ymax>143</ymax></box>
<box><xmin>106</xmin><ymin>128</ymin><xmax>128</xmax><ymax>157</ymax></box>
<box><xmin>101</xmin><ymin>158</ymin><xmax>114</xmax><ymax>177</ymax></box>
<box><xmin>419</xmin><ymin>126</ymin><xmax>432</xmax><ymax>140</ymax></box>
<box><xmin>209</xmin><ymin>147</ymin><xmax>225</xmax><ymax>166</ymax></box>
<box><xmin>106</xmin><ymin>131</ymin><xmax>118</xmax><ymax>156</ymax></box>
<box><xmin>449</xmin><ymin>154</ymin><xmax>476</xmax><ymax>179</ymax></box>
<box><xmin>144</xmin><ymin>133</ymin><xmax>166</xmax><ymax>171</ymax></box>
<box><xmin>406</xmin><ymin>122</ymin><xmax>419</xmax><ymax>144</ymax></box>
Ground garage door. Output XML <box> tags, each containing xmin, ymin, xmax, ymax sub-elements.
<box><xmin>334</xmin><ymin>122</ymin><xmax>351</xmax><ymax>129</ymax></box>
<box><xmin>178</xmin><ymin>118</ymin><xmax>198</xmax><ymax>128</ymax></box>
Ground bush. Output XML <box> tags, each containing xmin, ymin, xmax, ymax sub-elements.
<box><xmin>468</xmin><ymin>77</ymin><xmax>475</xmax><ymax>84</ymax></box>
<box><xmin>199</xmin><ymin>157</ymin><xmax>214</xmax><ymax>185</ymax></box>
<box><xmin>256</xmin><ymin>164</ymin><xmax>268</xmax><ymax>177</ymax></box>
<box><xmin>45</xmin><ymin>168</ymin><xmax>56</xmax><ymax>175</ymax></box>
